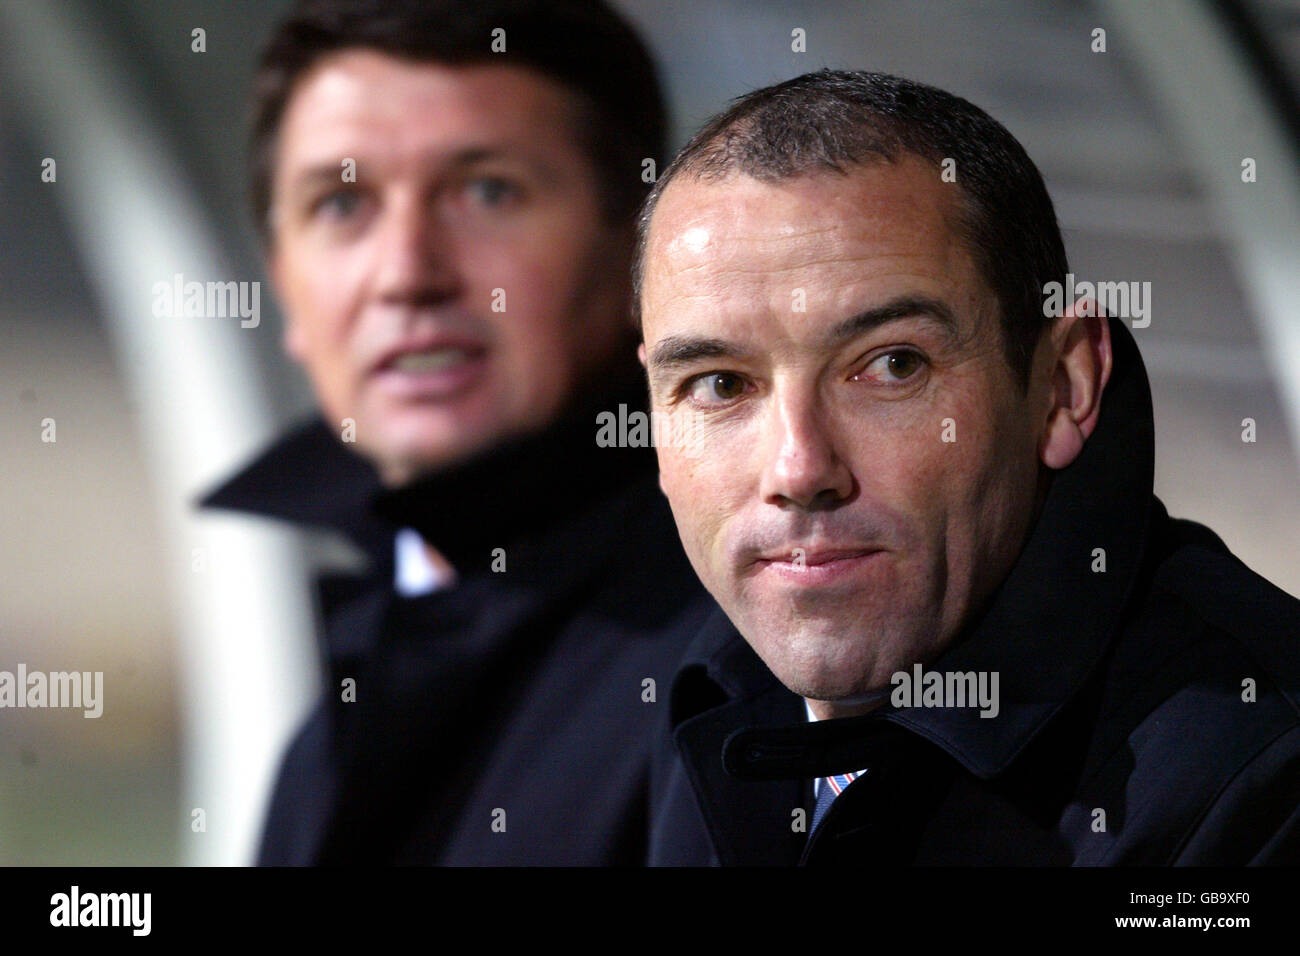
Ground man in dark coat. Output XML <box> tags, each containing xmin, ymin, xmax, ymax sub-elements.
<box><xmin>635</xmin><ymin>70</ymin><xmax>1300</xmax><ymax>865</ymax></box>
<box><xmin>200</xmin><ymin>0</ymin><xmax>712</xmax><ymax>864</ymax></box>
<box><xmin>203</xmin><ymin>384</ymin><xmax>710</xmax><ymax>865</ymax></box>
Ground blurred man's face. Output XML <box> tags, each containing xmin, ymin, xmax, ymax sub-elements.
<box><xmin>640</xmin><ymin>157</ymin><xmax>1049</xmax><ymax>716</ymax></box>
<box><xmin>269</xmin><ymin>51</ymin><xmax>631</xmax><ymax>485</ymax></box>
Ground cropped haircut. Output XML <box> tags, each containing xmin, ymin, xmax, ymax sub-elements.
<box><xmin>250</xmin><ymin>0</ymin><xmax>667</xmax><ymax>242</ymax></box>
<box><xmin>634</xmin><ymin>69</ymin><xmax>1069</xmax><ymax>393</ymax></box>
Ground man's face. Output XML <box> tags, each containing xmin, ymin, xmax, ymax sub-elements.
<box><xmin>640</xmin><ymin>158</ymin><xmax>1048</xmax><ymax>709</ymax></box>
<box><xmin>269</xmin><ymin>51</ymin><xmax>631</xmax><ymax>485</ymax></box>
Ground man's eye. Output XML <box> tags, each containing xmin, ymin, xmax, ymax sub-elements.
<box><xmin>855</xmin><ymin>350</ymin><xmax>926</xmax><ymax>383</ymax></box>
<box><xmin>686</xmin><ymin>372</ymin><xmax>748</xmax><ymax>405</ymax></box>
<box><xmin>312</xmin><ymin>190</ymin><xmax>363</xmax><ymax>220</ymax></box>
<box><xmin>466</xmin><ymin>176</ymin><xmax>520</xmax><ymax>207</ymax></box>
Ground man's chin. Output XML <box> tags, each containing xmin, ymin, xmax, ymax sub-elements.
<box><xmin>753</xmin><ymin>645</ymin><xmax>879</xmax><ymax>703</ymax></box>
<box><xmin>735</xmin><ymin>620</ymin><xmax>893</xmax><ymax>703</ymax></box>
<box><xmin>782</xmin><ymin>671</ymin><xmax>878</xmax><ymax>705</ymax></box>
<box><xmin>359</xmin><ymin>421</ymin><xmax>504</xmax><ymax>487</ymax></box>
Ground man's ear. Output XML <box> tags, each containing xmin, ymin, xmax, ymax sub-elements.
<box><xmin>637</xmin><ymin>341</ymin><xmax>647</xmax><ymax>368</ymax></box>
<box><xmin>1038</xmin><ymin>300</ymin><xmax>1113</xmax><ymax>470</ymax></box>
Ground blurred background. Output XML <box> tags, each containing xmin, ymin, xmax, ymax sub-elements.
<box><xmin>0</xmin><ymin>0</ymin><xmax>1297</xmax><ymax>865</ymax></box>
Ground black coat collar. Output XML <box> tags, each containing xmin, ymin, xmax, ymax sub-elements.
<box><xmin>672</xmin><ymin>316</ymin><xmax>1158</xmax><ymax>784</ymax></box>
<box><xmin>196</xmin><ymin>413</ymin><xmax>388</xmax><ymax>553</ymax></box>
<box><xmin>196</xmin><ymin>363</ymin><xmax>657</xmax><ymax>573</ymax></box>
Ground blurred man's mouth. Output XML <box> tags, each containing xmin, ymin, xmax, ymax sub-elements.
<box><xmin>370</xmin><ymin>339</ymin><xmax>490</xmax><ymax>400</ymax></box>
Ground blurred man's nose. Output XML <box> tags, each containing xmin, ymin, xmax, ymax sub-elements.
<box><xmin>758</xmin><ymin>389</ymin><xmax>855</xmax><ymax>511</ymax></box>
<box><xmin>373</xmin><ymin>195</ymin><xmax>463</xmax><ymax>306</ymax></box>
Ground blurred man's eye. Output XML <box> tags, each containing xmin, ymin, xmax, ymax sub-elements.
<box><xmin>311</xmin><ymin>189</ymin><xmax>364</xmax><ymax>220</ymax></box>
<box><xmin>464</xmin><ymin>175</ymin><xmax>522</xmax><ymax>208</ymax></box>
<box><xmin>685</xmin><ymin>372</ymin><xmax>748</xmax><ymax>406</ymax></box>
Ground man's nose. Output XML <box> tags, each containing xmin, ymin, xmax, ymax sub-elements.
<box><xmin>758</xmin><ymin>392</ymin><xmax>855</xmax><ymax>510</ymax></box>
<box><xmin>373</xmin><ymin>198</ymin><xmax>462</xmax><ymax>306</ymax></box>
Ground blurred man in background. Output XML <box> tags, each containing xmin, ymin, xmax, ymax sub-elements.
<box><xmin>201</xmin><ymin>0</ymin><xmax>710</xmax><ymax>864</ymax></box>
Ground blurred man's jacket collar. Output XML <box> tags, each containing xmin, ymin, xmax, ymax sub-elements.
<box><xmin>197</xmin><ymin>359</ymin><xmax>655</xmax><ymax>572</ymax></box>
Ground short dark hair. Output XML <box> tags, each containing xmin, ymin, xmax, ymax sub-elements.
<box><xmin>250</xmin><ymin>0</ymin><xmax>666</xmax><ymax>242</ymax></box>
<box><xmin>634</xmin><ymin>69</ymin><xmax>1068</xmax><ymax>393</ymax></box>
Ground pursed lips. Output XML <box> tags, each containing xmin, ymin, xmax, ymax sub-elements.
<box><xmin>749</xmin><ymin>546</ymin><xmax>887</xmax><ymax>587</ymax></box>
<box><xmin>756</xmin><ymin>546</ymin><xmax>882</xmax><ymax>568</ymax></box>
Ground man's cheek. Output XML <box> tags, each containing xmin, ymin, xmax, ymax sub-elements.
<box><xmin>661</xmin><ymin>460</ymin><xmax>717</xmax><ymax>557</ymax></box>
<box><xmin>658</xmin><ymin>457</ymin><xmax>694</xmax><ymax>520</ymax></box>
<box><xmin>476</xmin><ymin>245</ymin><xmax>567</xmax><ymax>315</ymax></box>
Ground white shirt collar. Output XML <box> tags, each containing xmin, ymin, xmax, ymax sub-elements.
<box><xmin>393</xmin><ymin>527</ymin><xmax>454</xmax><ymax>597</ymax></box>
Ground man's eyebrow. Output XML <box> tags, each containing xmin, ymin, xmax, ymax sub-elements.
<box><xmin>647</xmin><ymin>297</ymin><xmax>958</xmax><ymax>371</ymax></box>
<box><xmin>287</xmin><ymin>165</ymin><xmax>352</xmax><ymax>193</ymax></box>
<box><xmin>285</xmin><ymin>147</ymin><xmax>554</xmax><ymax>192</ymax></box>
<box><xmin>448</xmin><ymin>146</ymin><xmax>529</xmax><ymax>166</ymax></box>
<box><xmin>648</xmin><ymin>336</ymin><xmax>749</xmax><ymax>371</ymax></box>
<box><xmin>447</xmin><ymin>146</ymin><xmax>561</xmax><ymax>181</ymax></box>
<box><xmin>826</xmin><ymin>296</ymin><xmax>960</xmax><ymax>347</ymax></box>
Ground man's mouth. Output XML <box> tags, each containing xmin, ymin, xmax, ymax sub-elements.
<box><xmin>753</xmin><ymin>546</ymin><xmax>886</xmax><ymax>585</ymax></box>
<box><xmin>764</xmin><ymin>547</ymin><xmax>877</xmax><ymax>565</ymax></box>
<box><xmin>389</xmin><ymin>347</ymin><xmax>481</xmax><ymax>374</ymax></box>
<box><xmin>372</xmin><ymin>342</ymin><xmax>490</xmax><ymax>399</ymax></box>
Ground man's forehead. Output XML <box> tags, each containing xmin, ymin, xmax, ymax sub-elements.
<box><xmin>643</xmin><ymin>160</ymin><xmax>979</xmax><ymax>324</ymax></box>
<box><xmin>651</xmin><ymin>159</ymin><xmax>961</xmax><ymax>259</ymax></box>
<box><xmin>275</xmin><ymin>51</ymin><xmax>578</xmax><ymax>176</ymax></box>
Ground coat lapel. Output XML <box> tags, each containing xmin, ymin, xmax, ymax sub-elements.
<box><xmin>673</xmin><ymin>682</ymin><xmax>809</xmax><ymax>866</ymax></box>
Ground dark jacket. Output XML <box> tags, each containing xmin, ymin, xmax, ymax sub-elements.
<box><xmin>649</xmin><ymin>318</ymin><xmax>1300</xmax><ymax>866</ymax></box>
<box><xmin>201</xmin><ymin>378</ymin><xmax>714</xmax><ymax>865</ymax></box>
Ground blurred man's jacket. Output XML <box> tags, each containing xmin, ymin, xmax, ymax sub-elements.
<box><xmin>203</xmin><ymin>370</ymin><xmax>712</xmax><ymax>864</ymax></box>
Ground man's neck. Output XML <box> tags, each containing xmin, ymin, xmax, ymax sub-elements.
<box><xmin>804</xmin><ymin>688</ymin><xmax>891</xmax><ymax>721</ymax></box>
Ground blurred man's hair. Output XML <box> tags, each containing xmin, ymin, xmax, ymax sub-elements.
<box><xmin>250</xmin><ymin>0</ymin><xmax>667</xmax><ymax>241</ymax></box>
<box><xmin>634</xmin><ymin>69</ymin><xmax>1069</xmax><ymax>394</ymax></box>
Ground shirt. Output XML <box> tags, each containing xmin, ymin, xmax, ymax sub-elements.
<box><xmin>393</xmin><ymin>527</ymin><xmax>453</xmax><ymax>597</ymax></box>
<box><xmin>804</xmin><ymin>699</ymin><xmax>870</xmax><ymax>798</ymax></box>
